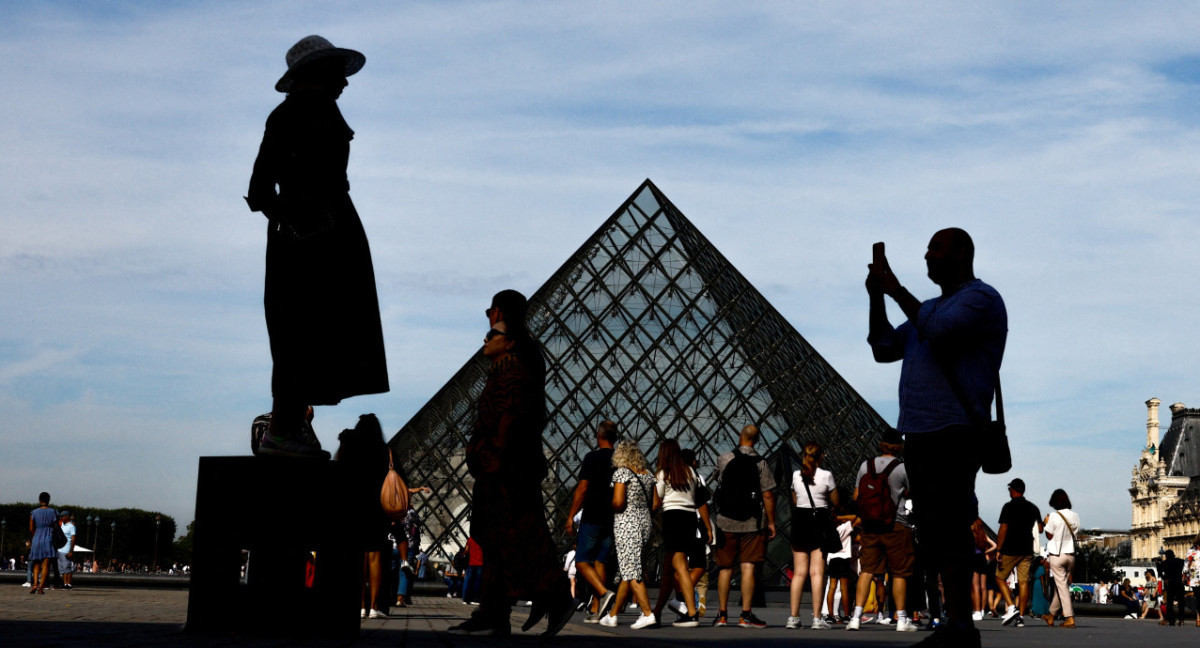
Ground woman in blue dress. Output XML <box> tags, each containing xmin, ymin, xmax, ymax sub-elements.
<box><xmin>28</xmin><ymin>492</ymin><xmax>57</xmax><ymax>594</ymax></box>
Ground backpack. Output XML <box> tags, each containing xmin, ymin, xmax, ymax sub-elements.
<box><xmin>856</xmin><ymin>457</ymin><xmax>902</xmax><ymax>533</ymax></box>
<box><xmin>716</xmin><ymin>451</ymin><xmax>765</xmax><ymax>522</ymax></box>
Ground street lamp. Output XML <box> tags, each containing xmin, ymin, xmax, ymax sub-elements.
<box><xmin>93</xmin><ymin>516</ymin><xmax>100</xmax><ymax>551</ymax></box>
<box><xmin>86</xmin><ymin>514</ymin><xmax>94</xmax><ymax>548</ymax></box>
<box><xmin>109</xmin><ymin>521</ymin><xmax>116</xmax><ymax>571</ymax></box>
<box><xmin>153</xmin><ymin>515</ymin><xmax>162</xmax><ymax>573</ymax></box>
<box><xmin>1</xmin><ymin>519</ymin><xmax>7</xmax><ymax>565</ymax></box>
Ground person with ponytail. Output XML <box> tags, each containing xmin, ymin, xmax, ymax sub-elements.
<box><xmin>787</xmin><ymin>442</ymin><xmax>839</xmax><ymax>629</ymax></box>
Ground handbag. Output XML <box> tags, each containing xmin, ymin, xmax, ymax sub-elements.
<box><xmin>801</xmin><ymin>477</ymin><xmax>842</xmax><ymax>555</ymax></box>
<box><xmin>380</xmin><ymin>448</ymin><xmax>411</xmax><ymax>521</ymax></box>
<box><xmin>934</xmin><ymin>353</ymin><xmax>1010</xmax><ymax>475</ymax></box>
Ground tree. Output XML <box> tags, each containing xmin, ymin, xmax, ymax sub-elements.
<box><xmin>1072</xmin><ymin>543</ymin><xmax>1121</xmax><ymax>583</ymax></box>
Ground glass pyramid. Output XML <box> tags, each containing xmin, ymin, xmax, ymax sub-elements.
<box><xmin>390</xmin><ymin>180</ymin><xmax>890</xmax><ymax>584</ymax></box>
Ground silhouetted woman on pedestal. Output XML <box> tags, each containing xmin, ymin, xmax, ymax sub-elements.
<box><xmin>247</xmin><ymin>35</ymin><xmax>388</xmax><ymax>458</ymax></box>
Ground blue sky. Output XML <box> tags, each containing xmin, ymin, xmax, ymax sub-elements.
<box><xmin>4</xmin><ymin>1</ymin><xmax>1200</xmax><ymax>537</ymax></box>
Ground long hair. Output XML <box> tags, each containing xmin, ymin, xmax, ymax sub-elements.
<box><xmin>336</xmin><ymin>413</ymin><xmax>387</xmax><ymax>468</ymax></box>
<box><xmin>971</xmin><ymin>517</ymin><xmax>989</xmax><ymax>550</ymax></box>
<box><xmin>799</xmin><ymin>441</ymin><xmax>823</xmax><ymax>485</ymax></box>
<box><xmin>656</xmin><ymin>438</ymin><xmax>692</xmax><ymax>490</ymax></box>
<box><xmin>612</xmin><ymin>440</ymin><xmax>648</xmax><ymax>474</ymax></box>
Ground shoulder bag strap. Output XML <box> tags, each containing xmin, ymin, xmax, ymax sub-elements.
<box><xmin>1056</xmin><ymin>511</ymin><xmax>1076</xmax><ymax>543</ymax></box>
<box><xmin>802</xmin><ymin>474</ymin><xmax>818</xmax><ymax>509</ymax></box>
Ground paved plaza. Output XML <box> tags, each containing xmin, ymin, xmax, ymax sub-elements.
<box><xmin>3</xmin><ymin>584</ymin><xmax>1200</xmax><ymax>648</ymax></box>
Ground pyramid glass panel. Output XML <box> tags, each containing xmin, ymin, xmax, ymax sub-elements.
<box><xmin>391</xmin><ymin>180</ymin><xmax>890</xmax><ymax>585</ymax></box>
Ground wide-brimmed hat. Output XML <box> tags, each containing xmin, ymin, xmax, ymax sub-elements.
<box><xmin>275</xmin><ymin>35</ymin><xmax>365</xmax><ymax>93</ymax></box>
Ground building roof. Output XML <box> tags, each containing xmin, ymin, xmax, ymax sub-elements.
<box><xmin>1160</xmin><ymin>405</ymin><xmax>1200</xmax><ymax>478</ymax></box>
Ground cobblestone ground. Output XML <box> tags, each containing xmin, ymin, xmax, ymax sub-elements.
<box><xmin>3</xmin><ymin>585</ymin><xmax>1200</xmax><ymax>648</ymax></box>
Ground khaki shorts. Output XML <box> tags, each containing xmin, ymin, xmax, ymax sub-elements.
<box><xmin>995</xmin><ymin>554</ymin><xmax>1033</xmax><ymax>583</ymax></box>
<box><xmin>858</xmin><ymin>523</ymin><xmax>915</xmax><ymax>578</ymax></box>
<box><xmin>714</xmin><ymin>529</ymin><xmax>766</xmax><ymax>568</ymax></box>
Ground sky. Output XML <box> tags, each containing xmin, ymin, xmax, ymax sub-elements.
<box><xmin>3</xmin><ymin>1</ymin><xmax>1200</xmax><ymax>540</ymax></box>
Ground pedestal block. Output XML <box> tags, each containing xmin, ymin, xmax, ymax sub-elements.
<box><xmin>185</xmin><ymin>456</ymin><xmax>360</xmax><ymax>638</ymax></box>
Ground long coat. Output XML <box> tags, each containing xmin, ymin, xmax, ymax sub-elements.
<box><xmin>247</xmin><ymin>93</ymin><xmax>388</xmax><ymax>404</ymax></box>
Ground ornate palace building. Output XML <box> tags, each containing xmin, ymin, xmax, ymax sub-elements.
<box><xmin>1130</xmin><ymin>398</ymin><xmax>1200</xmax><ymax>560</ymax></box>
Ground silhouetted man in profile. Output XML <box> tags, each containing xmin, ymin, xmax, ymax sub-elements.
<box><xmin>867</xmin><ymin>229</ymin><xmax>1007</xmax><ymax>648</ymax></box>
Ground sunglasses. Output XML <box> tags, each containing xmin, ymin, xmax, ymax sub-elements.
<box><xmin>485</xmin><ymin>329</ymin><xmax>508</xmax><ymax>341</ymax></box>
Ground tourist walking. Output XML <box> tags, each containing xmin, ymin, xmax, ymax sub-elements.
<box><xmin>994</xmin><ymin>478</ymin><xmax>1042</xmax><ymax>627</ymax></box>
<box><xmin>1041</xmin><ymin>488</ymin><xmax>1080</xmax><ymax>628</ymax></box>
<box><xmin>652</xmin><ymin>438</ymin><xmax>705</xmax><ymax>627</ymax></box>
<box><xmin>599</xmin><ymin>440</ymin><xmax>658</xmax><ymax>629</ymax></box>
<box><xmin>787</xmin><ymin>441</ymin><xmax>838</xmax><ymax>630</ymax></box>
<box><xmin>246</xmin><ymin>34</ymin><xmax>389</xmax><ymax>458</ymax></box>
<box><xmin>565</xmin><ymin>420</ymin><xmax>619</xmax><ymax>623</ymax></box>
<box><xmin>450</xmin><ymin>290</ymin><xmax>572</xmax><ymax>637</ymax></box>
<box><xmin>28</xmin><ymin>492</ymin><xmax>56</xmax><ymax>595</ymax></box>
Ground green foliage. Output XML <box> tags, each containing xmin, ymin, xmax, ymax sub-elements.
<box><xmin>0</xmin><ymin>503</ymin><xmax>177</xmax><ymax>569</ymax></box>
<box><xmin>1072</xmin><ymin>543</ymin><xmax>1121</xmax><ymax>583</ymax></box>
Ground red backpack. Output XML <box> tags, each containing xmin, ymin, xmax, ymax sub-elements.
<box><xmin>856</xmin><ymin>458</ymin><xmax>901</xmax><ymax>533</ymax></box>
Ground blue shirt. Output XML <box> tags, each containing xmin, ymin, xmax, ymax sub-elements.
<box><xmin>869</xmin><ymin>279</ymin><xmax>1007</xmax><ymax>434</ymax></box>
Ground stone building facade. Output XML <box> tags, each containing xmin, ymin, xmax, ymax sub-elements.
<box><xmin>1129</xmin><ymin>398</ymin><xmax>1200</xmax><ymax>560</ymax></box>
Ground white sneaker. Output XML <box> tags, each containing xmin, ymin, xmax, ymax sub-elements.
<box><xmin>786</xmin><ymin>616</ymin><xmax>802</xmax><ymax>629</ymax></box>
<box><xmin>599</xmin><ymin>614</ymin><xmax>617</xmax><ymax>628</ymax></box>
<box><xmin>361</xmin><ymin>608</ymin><xmax>367</xmax><ymax>619</ymax></box>
<box><xmin>22</xmin><ymin>582</ymin><xmax>31</xmax><ymax>588</ymax></box>
<box><xmin>810</xmin><ymin>616</ymin><xmax>832</xmax><ymax>630</ymax></box>
<box><xmin>896</xmin><ymin>618</ymin><xmax>918</xmax><ymax>632</ymax></box>
<box><xmin>972</xmin><ymin>610</ymin><xmax>984</xmax><ymax>621</ymax></box>
<box><xmin>1002</xmin><ymin>606</ymin><xmax>1020</xmax><ymax>626</ymax></box>
<box><xmin>631</xmin><ymin>613</ymin><xmax>657</xmax><ymax>630</ymax></box>
<box><xmin>846</xmin><ymin>616</ymin><xmax>861</xmax><ymax>631</ymax></box>
<box><xmin>368</xmin><ymin>609</ymin><xmax>387</xmax><ymax>619</ymax></box>
<box><xmin>876</xmin><ymin>615</ymin><xmax>893</xmax><ymax>625</ymax></box>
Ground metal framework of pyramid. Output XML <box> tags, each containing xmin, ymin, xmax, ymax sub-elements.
<box><xmin>390</xmin><ymin>180</ymin><xmax>889</xmax><ymax>584</ymax></box>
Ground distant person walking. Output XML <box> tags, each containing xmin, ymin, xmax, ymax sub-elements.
<box><xmin>28</xmin><ymin>492</ymin><xmax>56</xmax><ymax>595</ymax></box>
<box><xmin>652</xmin><ymin>438</ymin><xmax>705</xmax><ymax>627</ymax></box>
<box><xmin>565</xmin><ymin>420</ymin><xmax>619</xmax><ymax>623</ymax></box>
<box><xmin>1041</xmin><ymin>489</ymin><xmax>1079</xmax><ymax>628</ymax></box>
<box><xmin>600</xmin><ymin>440</ymin><xmax>658</xmax><ymax>629</ymax></box>
<box><xmin>246</xmin><ymin>35</ymin><xmax>389</xmax><ymax>458</ymax></box>
<box><xmin>867</xmin><ymin>228</ymin><xmax>1007</xmax><ymax>648</ymax></box>
<box><xmin>450</xmin><ymin>290</ymin><xmax>572</xmax><ymax>637</ymax></box>
<box><xmin>994</xmin><ymin>478</ymin><xmax>1042</xmax><ymax>627</ymax></box>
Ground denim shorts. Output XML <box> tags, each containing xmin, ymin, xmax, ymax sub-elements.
<box><xmin>575</xmin><ymin>522</ymin><xmax>614</xmax><ymax>563</ymax></box>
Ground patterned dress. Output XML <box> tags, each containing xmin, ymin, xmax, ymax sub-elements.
<box><xmin>466</xmin><ymin>350</ymin><xmax>566</xmax><ymax>612</ymax></box>
<box><xmin>611</xmin><ymin>467</ymin><xmax>655</xmax><ymax>582</ymax></box>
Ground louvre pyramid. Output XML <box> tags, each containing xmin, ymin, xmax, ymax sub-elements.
<box><xmin>391</xmin><ymin>180</ymin><xmax>889</xmax><ymax>584</ymax></box>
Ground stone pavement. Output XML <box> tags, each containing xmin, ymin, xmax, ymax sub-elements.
<box><xmin>3</xmin><ymin>584</ymin><xmax>1199</xmax><ymax>648</ymax></box>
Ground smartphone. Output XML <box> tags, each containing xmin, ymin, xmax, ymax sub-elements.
<box><xmin>873</xmin><ymin>242</ymin><xmax>885</xmax><ymax>266</ymax></box>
